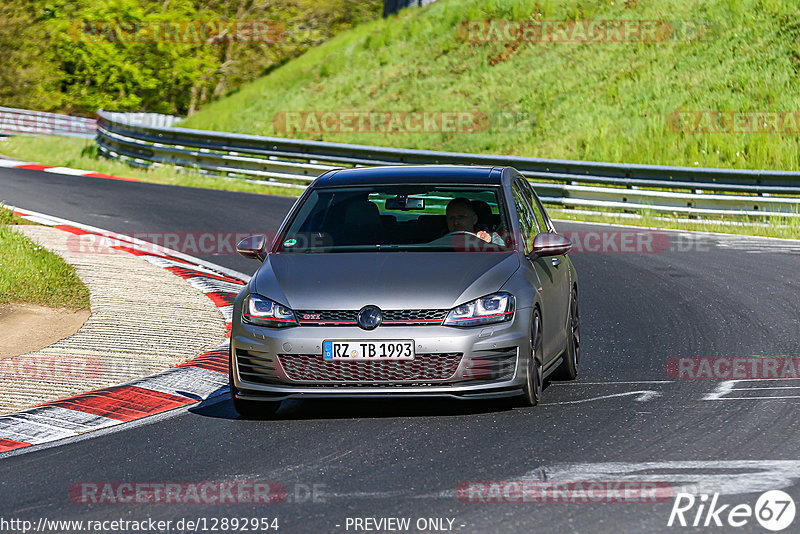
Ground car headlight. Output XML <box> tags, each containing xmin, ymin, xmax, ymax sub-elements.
<box><xmin>443</xmin><ymin>292</ymin><xmax>515</xmax><ymax>327</ymax></box>
<box><xmin>242</xmin><ymin>294</ymin><xmax>297</xmax><ymax>327</ymax></box>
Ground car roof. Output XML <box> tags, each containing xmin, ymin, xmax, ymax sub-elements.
<box><xmin>312</xmin><ymin>165</ymin><xmax>506</xmax><ymax>187</ymax></box>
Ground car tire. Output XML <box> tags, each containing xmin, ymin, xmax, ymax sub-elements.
<box><xmin>518</xmin><ymin>309</ymin><xmax>544</xmax><ymax>407</ymax></box>
<box><xmin>229</xmin><ymin>348</ymin><xmax>281</xmax><ymax>418</ymax></box>
<box><xmin>552</xmin><ymin>288</ymin><xmax>580</xmax><ymax>381</ymax></box>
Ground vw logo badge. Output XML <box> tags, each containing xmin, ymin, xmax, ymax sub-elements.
<box><xmin>357</xmin><ymin>305</ymin><xmax>382</xmax><ymax>330</ymax></box>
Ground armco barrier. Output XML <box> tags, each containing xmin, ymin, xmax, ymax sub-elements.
<box><xmin>96</xmin><ymin>110</ymin><xmax>800</xmax><ymax>216</ymax></box>
<box><xmin>0</xmin><ymin>107</ymin><xmax>96</xmax><ymax>138</ymax></box>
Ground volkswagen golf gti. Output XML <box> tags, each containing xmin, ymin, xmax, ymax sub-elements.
<box><xmin>230</xmin><ymin>165</ymin><xmax>579</xmax><ymax>416</ymax></box>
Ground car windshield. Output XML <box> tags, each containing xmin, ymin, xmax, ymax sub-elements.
<box><xmin>276</xmin><ymin>185</ymin><xmax>514</xmax><ymax>253</ymax></box>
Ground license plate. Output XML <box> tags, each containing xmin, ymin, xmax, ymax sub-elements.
<box><xmin>323</xmin><ymin>340</ymin><xmax>414</xmax><ymax>360</ymax></box>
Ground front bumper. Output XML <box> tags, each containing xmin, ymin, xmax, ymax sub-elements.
<box><xmin>231</xmin><ymin>308</ymin><xmax>533</xmax><ymax>401</ymax></box>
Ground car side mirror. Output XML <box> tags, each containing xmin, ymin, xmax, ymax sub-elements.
<box><xmin>236</xmin><ymin>234</ymin><xmax>267</xmax><ymax>262</ymax></box>
<box><xmin>530</xmin><ymin>232</ymin><xmax>572</xmax><ymax>258</ymax></box>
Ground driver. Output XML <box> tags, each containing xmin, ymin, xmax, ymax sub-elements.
<box><xmin>445</xmin><ymin>197</ymin><xmax>505</xmax><ymax>246</ymax></box>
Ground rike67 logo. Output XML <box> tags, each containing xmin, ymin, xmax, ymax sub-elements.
<box><xmin>668</xmin><ymin>490</ymin><xmax>796</xmax><ymax>531</ymax></box>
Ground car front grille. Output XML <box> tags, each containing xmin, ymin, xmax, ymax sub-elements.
<box><xmin>277</xmin><ymin>353</ymin><xmax>463</xmax><ymax>382</ymax></box>
<box><xmin>236</xmin><ymin>348</ymin><xmax>515</xmax><ymax>388</ymax></box>
<box><xmin>295</xmin><ymin>309</ymin><xmax>448</xmax><ymax>326</ymax></box>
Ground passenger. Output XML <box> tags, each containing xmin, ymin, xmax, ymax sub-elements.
<box><xmin>445</xmin><ymin>197</ymin><xmax>505</xmax><ymax>246</ymax></box>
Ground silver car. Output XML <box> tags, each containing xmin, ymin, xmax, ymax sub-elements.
<box><xmin>230</xmin><ymin>165</ymin><xmax>579</xmax><ymax>416</ymax></box>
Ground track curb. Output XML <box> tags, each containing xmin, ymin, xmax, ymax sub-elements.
<box><xmin>0</xmin><ymin>158</ymin><xmax>140</xmax><ymax>182</ymax></box>
<box><xmin>0</xmin><ymin>206</ymin><xmax>247</xmax><ymax>454</ymax></box>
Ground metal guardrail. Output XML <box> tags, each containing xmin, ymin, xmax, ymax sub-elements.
<box><xmin>96</xmin><ymin>110</ymin><xmax>800</xmax><ymax>217</ymax></box>
<box><xmin>384</xmin><ymin>0</ymin><xmax>439</xmax><ymax>17</ymax></box>
<box><xmin>0</xmin><ymin>106</ymin><xmax>97</xmax><ymax>138</ymax></box>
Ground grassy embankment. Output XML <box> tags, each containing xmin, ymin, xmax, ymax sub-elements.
<box><xmin>181</xmin><ymin>0</ymin><xmax>800</xmax><ymax>170</ymax></box>
<box><xmin>5</xmin><ymin>0</ymin><xmax>800</xmax><ymax>238</ymax></box>
<box><xmin>0</xmin><ymin>207</ymin><xmax>90</xmax><ymax>309</ymax></box>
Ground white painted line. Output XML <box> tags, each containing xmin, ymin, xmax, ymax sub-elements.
<box><xmin>704</xmin><ymin>379</ymin><xmax>800</xmax><ymax>400</ymax></box>
<box><xmin>42</xmin><ymin>166</ymin><xmax>94</xmax><ymax>176</ymax></box>
<box><xmin>527</xmin><ymin>461</ymin><xmax>800</xmax><ymax>497</ymax></box>
<box><xmin>734</xmin><ymin>385</ymin><xmax>800</xmax><ymax>390</ymax></box>
<box><xmin>703</xmin><ymin>381</ymin><xmax>737</xmax><ymax>400</ymax></box>
<box><xmin>0</xmin><ymin>159</ymin><xmax>31</xmax><ymax>167</ymax></box>
<box><xmin>546</xmin><ymin>390</ymin><xmax>662</xmax><ymax>405</ymax></box>
<box><xmin>551</xmin><ymin>380</ymin><xmax>674</xmax><ymax>385</ymax></box>
<box><xmin>708</xmin><ymin>396</ymin><xmax>800</xmax><ymax>400</ymax></box>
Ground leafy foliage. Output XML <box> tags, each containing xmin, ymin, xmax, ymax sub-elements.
<box><xmin>0</xmin><ymin>0</ymin><xmax>382</xmax><ymax>115</ymax></box>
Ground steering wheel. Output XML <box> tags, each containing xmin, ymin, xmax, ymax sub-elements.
<box><xmin>430</xmin><ymin>230</ymin><xmax>503</xmax><ymax>251</ymax></box>
<box><xmin>445</xmin><ymin>230</ymin><xmax>481</xmax><ymax>238</ymax></box>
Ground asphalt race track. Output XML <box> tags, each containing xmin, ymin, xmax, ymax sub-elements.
<box><xmin>2</xmin><ymin>167</ymin><xmax>800</xmax><ymax>533</ymax></box>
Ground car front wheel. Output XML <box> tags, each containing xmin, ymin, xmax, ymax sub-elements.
<box><xmin>552</xmin><ymin>289</ymin><xmax>580</xmax><ymax>381</ymax></box>
<box><xmin>519</xmin><ymin>309</ymin><xmax>544</xmax><ymax>406</ymax></box>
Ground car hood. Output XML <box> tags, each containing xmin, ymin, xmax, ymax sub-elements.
<box><xmin>253</xmin><ymin>252</ymin><xmax>520</xmax><ymax>310</ymax></box>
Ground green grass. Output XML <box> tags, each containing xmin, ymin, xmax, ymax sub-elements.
<box><xmin>179</xmin><ymin>0</ymin><xmax>800</xmax><ymax>171</ymax></box>
<box><xmin>0</xmin><ymin>136</ymin><xmax>303</xmax><ymax>198</ymax></box>
<box><xmin>549</xmin><ymin>206</ymin><xmax>800</xmax><ymax>239</ymax></box>
<box><xmin>0</xmin><ymin>206</ymin><xmax>91</xmax><ymax>309</ymax></box>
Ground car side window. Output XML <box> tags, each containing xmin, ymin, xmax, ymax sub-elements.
<box><xmin>532</xmin><ymin>191</ymin><xmax>556</xmax><ymax>233</ymax></box>
<box><xmin>518</xmin><ymin>177</ymin><xmax>548</xmax><ymax>233</ymax></box>
<box><xmin>512</xmin><ymin>180</ymin><xmax>537</xmax><ymax>252</ymax></box>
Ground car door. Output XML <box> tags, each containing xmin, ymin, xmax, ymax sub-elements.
<box><xmin>522</xmin><ymin>178</ymin><xmax>571</xmax><ymax>357</ymax></box>
<box><xmin>511</xmin><ymin>178</ymin><xmax>562</xmax><ymax>364</ymax></box>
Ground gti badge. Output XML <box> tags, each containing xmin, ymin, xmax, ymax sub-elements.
<box><xmin>357</xmin><ymin>305</ymin><xmax>382</xmax><ymax>330</ymax></box>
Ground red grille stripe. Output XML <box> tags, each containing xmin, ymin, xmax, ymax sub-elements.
<box><xmin>298</xmin><ymin>320</ymin><xmax>358</xmax><ymax>324</ymax></box>
<box><xmin>382</xmin><ymin>319</ymin><xmax>443</xmax><ymax>324</ymax></box>
<box><xmin>448</xmin><ymin>310</ymin><xmax>514</xmax><ymax>322</ymax></box>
